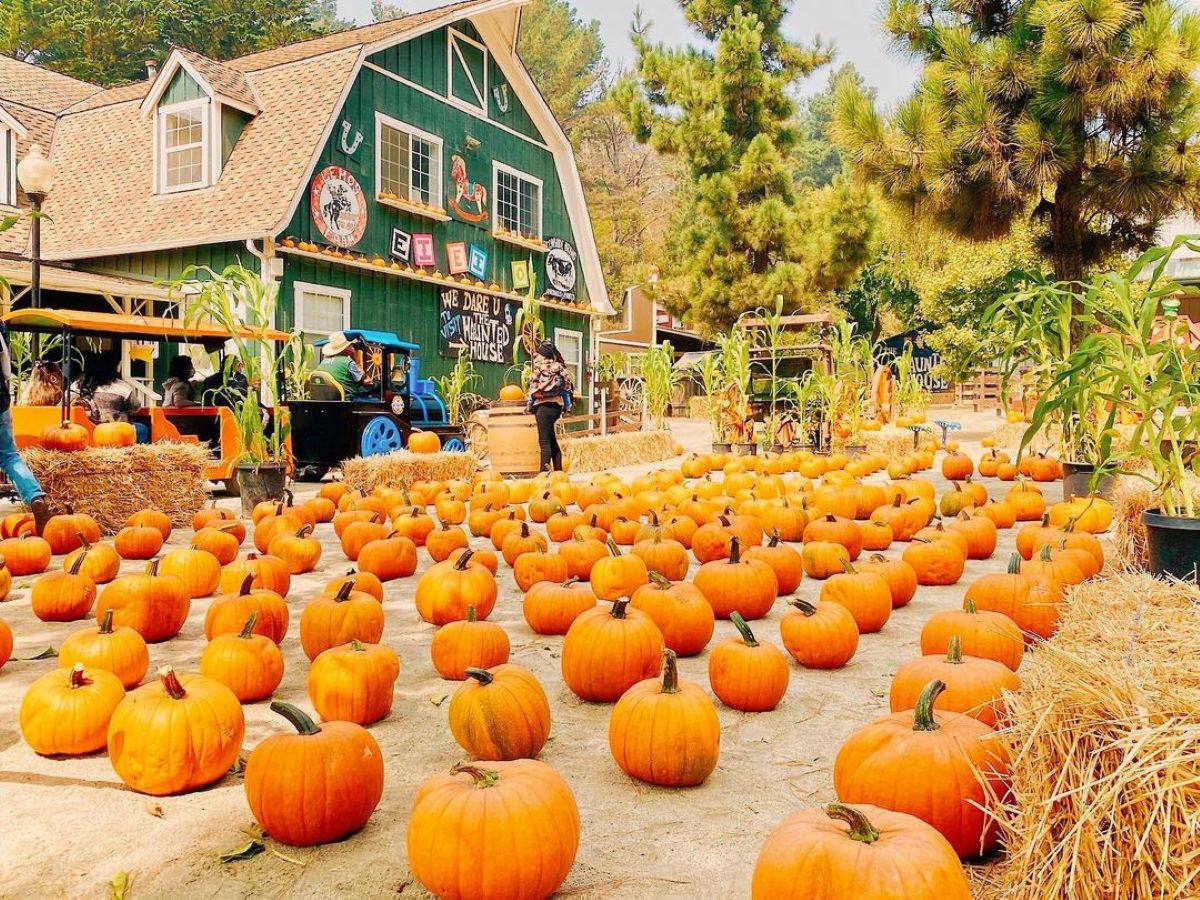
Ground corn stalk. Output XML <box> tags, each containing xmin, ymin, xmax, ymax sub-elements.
<box><xmin>641</xmin><ymin>341</ymin><xmax>679</xmax><ymax>430</ymax></box>
<box><xmin>431</xmin><ymin>349</ymin><xmax>482</xmax><ymax>425</ymax></box>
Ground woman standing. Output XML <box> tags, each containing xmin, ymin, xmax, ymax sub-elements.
<box><xmin>526</xmin><ymin>340</ymin><xmax>573</xmax><ymax>472</ymax></box>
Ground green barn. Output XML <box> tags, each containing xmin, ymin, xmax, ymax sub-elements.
<box><xmin>0</xmin><ymin>0</ymin><xmax>609</xmax><ymax>405</ymax></box>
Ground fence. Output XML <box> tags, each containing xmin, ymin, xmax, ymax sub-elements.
<box><xmin>561</xmin><ymin>389</ymin><xmax>644</xmax><ymax>437</ymax></box>
<box><xmin>957</xmin><ymin>370</ymin><xmax>1003</xmax><ymax>412</ymax></box>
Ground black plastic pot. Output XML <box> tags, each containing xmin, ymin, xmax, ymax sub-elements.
<box><xmin>844</xmin><ymin>443</ymin><xmax>867</xmax><ymax>458</ymax></box>
<box><xmin>237</xmin><ymin>463</ymin><xmax>287</xmax><ymax>517</ymax></box>
<box><xmin>712</xmin><ymin>442</ymin><xmax>732</xmax><ymax>454</ymax></box>
<box><xmin>1061</xmin><ymin>461</ymin><xmax>1116</xmax><ymax>503</ymax></box>
<box><xmin>735</xmin><ymin>442</ymin><xmax>758</xmax><ymax>456</ymax></box>
<box><xmin>1144</xmin><ymin>509</ymin><xmax>1200</xmax><ymax>582</ymax></box>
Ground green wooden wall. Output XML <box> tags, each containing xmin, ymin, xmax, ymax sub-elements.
<box><xmin>88</xmin><ymin>242</ymin><xmax>257</xmax><ymax>282</ymax></box>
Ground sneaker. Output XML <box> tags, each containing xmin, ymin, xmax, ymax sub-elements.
<box><xmin>29</xmin><ymin>496</ymin><xmax>51</xmax><ymax>534</ymax></box>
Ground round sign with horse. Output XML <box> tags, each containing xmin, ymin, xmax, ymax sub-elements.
<box><xmin>310</xmin><ymin>166</ymin><xmax>368</xmax><ymax>248</ymax></box>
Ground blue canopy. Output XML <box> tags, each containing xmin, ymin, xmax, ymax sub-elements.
<box><xmin>314</xmin><ymin>329</ymin><xmax>420</xmax><ymax>352</ymax></box>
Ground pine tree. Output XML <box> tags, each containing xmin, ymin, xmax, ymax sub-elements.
<box><xmin>614</xmin><ymin>1</ymin><xmax>877</xmax><ymax>331</ymax></box>
<box><xmin>832</xmin><ymin>0</ymin><xmax>1200</xmax><ymax>282</ymax></box>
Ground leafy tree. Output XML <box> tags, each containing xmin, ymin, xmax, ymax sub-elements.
<box><xmin>832</xmin><ymin>0</ymin><xmax>1200</xmax><ymax>283</ymax></box>
<box><xmin>792</xmin><ymin>63</ymin><xmax>868</xmax><ymax>189</ymax></box>
<box><xmin>370</xmin><ymin>0</ymin><xmax>406</xmax><ymax>22</ymax></box>
<box><xmin>0</xmin><ymin>0</ymin><xmax>324</xmax><ymax>85</ymax></box>
<box><xmin>516</xmin><ymin>0</ymin><xmax>606</xmax><ymax>135</ymax></box>
<box><xmin>614</xmin><ymin>0</ymin><xmax>875</xmax><ymax>331</ymax></box>
<box><xmin>308</xmin><ymin>0</ymin><xmax>352</xmax><ymax>31</ymax></box>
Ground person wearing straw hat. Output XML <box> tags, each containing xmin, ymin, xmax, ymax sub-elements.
<box><xmin>317</xmin><ymin>331</ymin><xmax>373</xmax><ymax>399</ymax></box>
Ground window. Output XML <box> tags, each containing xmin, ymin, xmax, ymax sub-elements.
<box><xmin>294</xmin><ymin>282</ymin><xmax>351</xmax><ymax>346</ymax></box>
<box><xmin>494</xmin><ymin>163</ymin><xmax>542</xmax><ymax>239</ymax></box>
<box><xmin>157</xmin><ymin>100</ymin><xmax>209</xmax><ymax>193</ymax></box>
<box><xmin>0</xmin><ymin>128</ymin><xmax>12</xmax><ymax>207</ymax></box>
<box><xmin>555</xmin><ymin>328</ymin><xmax>584</xmax><ymax>390</ymax></box>
<box><xmin>375</xmin><ymin>114</ymin><xmax>442</xmax><ymax>207</ymax></box>
<box><xmin>447</xmin><ymin>29</ymin><xmax>488</xmax><ymax>112</ymax></box>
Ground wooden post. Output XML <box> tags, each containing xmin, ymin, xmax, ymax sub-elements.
<box><xmin>600</xmin><ymin>388</ymin><xmax>608</xmax><ymax>436</ymax></box>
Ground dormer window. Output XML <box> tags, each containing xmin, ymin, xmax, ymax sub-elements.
<box><xmin>157</xmin><ymin>99</ymin><xmax>210</xmax><ymax>193</ymax></box>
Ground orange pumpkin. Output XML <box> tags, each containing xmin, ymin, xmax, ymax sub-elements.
<box><xmin>95</xmin><ymin>560</ymin><xmax>190</xmax><ymax>643</ymax></box>
<box><xmin>800</xmin><ymin>540</ymin><xmax>851</xmax><ymax>580</ymax></box>
<box><xmin>589</xmin><ymin>537</ymin><xmax>650</xmax><ymax>602</ymax></box>
<box><xmin>31</xmin><ymin>550</ymin><xmax>97</xmax><ymax>622</ymax></box>
<box><xmin>408</xmin><ymin>430</ymin><xmax>441</xmax><ymax>453</ymax></box>
<box><xmin>523</xmin><ymin>577</ymin><xmax>597</xmax><ymax>635</ymax></box>
<box><xmin>42</xmin><ymin>513</ymin><xmax>100</xmax><ymax>556</ymax></box>
<box><xmin>855</xmin><ymin>553</ymin><xmax>918</xmax><ymax>608</ymax></box>
<box><xmin>940</xmin><ymin>451</ymin><xmax>973</xmax><ymax>481</ymax></box>
<box><xmin>561</xmin><ymin>598</ymin><xmax>664</xmax><ymax>702</ymax></box>
<box><xmin>921</xmin><ymin>602</ymin><xmax>1024</xmax><ymax>672</ymax></box>
<box><xmin>127</xmin><ymin>509</ymin><xmax>172</xmax><ymax>541</ymax></box>
<box><xmin>41</xmin><ymin>420</ymin><xmax>91</xmax><ymax>452</ymax></box>
<box><xmin>745</xmin><ymin>531</ymin><xmax>804</xmax><ymax>595</ymax></box>
<box><xmin>299</xmin><ymin>582</ymin><xmax>386</xmax><ymax>661</ymax></box>
<box><xmin>708</xmin><ymin>612</ymin><xmax>790</xmax><ymax>712</ymax></box>
<box><xmin>628</xmin><ymin>573</ymin><xmax>715</xmax><ymax>656</ymax></box>
<box><xmin>20</xmin><ymin>663</ymin><xmax>125</xmax><ymax>756</ymax></box>
<box><xmin>219</xmin><ymin>552</ymin><xmax>291</xmax><ymax>598</ymax></box>
<box><xmin>0</xmin><ymin>617</ymin><xmax>10</xmax><ymax>671</ymax></box>
<box><xmin>819</xmin><ymin>563</ymin><xmax>892</xmax><ymax>633</ymax></box>
<box><xmin>890</xmin><ymin>636</ymin><xmax>1021</xmax><ymax>727</ymax></box>
<box><xmin>308</xmin><ymin>640</ymin><xmax>401</xmax><ymax>726</ymax></box>
<box><xmin>200</xmin><ymin>611</ymin><xmax>285</xmax><ymax>703</ymax></box>
<box><xmin>357</xmin><ymin>532</ymin><xmax>419</xmax><ymax>582</ymax></box>
<box><xmin>902</xmin><ymin>538</ymin><xmax>966</xmax><ymax>586</ymax></box>
<box><xmin>158</xmin><ymin>546</ymin><xmax>221</xmax><ymax>598</ymax></box>
<box><xmin>113</xmin><ymin>524</ymin><xmax>164</xmax><ymax>560</ymax></box>
<box><xmin>415</xmin><ymin>550</ymin><xmax>498</xmax><ymax>625</ymax></box>
<box><xmin>513</xmin><ymin>550</ymin><xmax>570</xmax><ymax>592</ymax></box>
<box><xmin>448</xmin><ymin>664</ymin><xmax>551</xmax><ymax>760</ymax></box>
<box><xmin>191</xmin><ymin>525</ymin><xmax>242</xmax><ymax>566</ymax></box>
<box><xmin>965</xmin><ymin>553</ymin><xmax>1062</xmax><ymax>642</ymax></box>
<box><xmin>431</xmin><ymin>606</ymin><xmax>511</xmax><ymax>680</ymax></box>
<box><xmin>693</xmin><ymin>536</ymin><xmax>778</xmax><ymax>620</ymax></box>
<box><xmin>59</xmin><ymin>609</ymin><xmax>148</xmax><ymax>688</ymax></box>
<box><xmin>631</xmin><ymin>533</ymin><xmax>690</xmax><ymax>581</ymax></box>
<box><xmin>204</xmin><ymin>574</ymin><xmax>289</xmax><ymax>644</ymax></box>
<box><xmin>779</xmin><ymin>599</ymin><xmax>858</xmax><ymax>669</ymax></box>
<box><xmin>268</xmin><ymin>524</ymin><xmax>323</xmax><ymax>574</ymax></box>
<box><xmin>321</xmin><ymin>568</ymin><xmax>385</xmax><ymax>603</ymax></box>
<box><xmin>1021</xmin><ymin>543</ymin><xmax>1085</xmax><ymax>586</ymax></box>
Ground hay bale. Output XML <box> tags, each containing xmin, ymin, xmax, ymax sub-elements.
<box><xmin>1112</xmin><ymin>477</ymin><xmax>1154</xmax><ymax>572</ymax></box>
<box><xmin>862</xmin><ymin>427</ymin><xmax>913</xmax><ymax>458</ymax></box>
<box><xmin>563</xmin><ymin>430</ymin><xmax>676</xmax><ymax>473</ymax></box>
<box><xmin>23</xmin><ymin>443</ymin><xmax>210</xmax><ymax>533</ymax></box>
<box><xmin>986</xmin><ymin>574</ymin><xmax>1200</xmax><ymax>899</ymax></box>
<box><xmin>340</xmin><ymin>451</ymin><xmax>479</xmax><ymax>494</ymax></box>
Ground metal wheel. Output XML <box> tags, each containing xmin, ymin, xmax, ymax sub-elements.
<box><xmin>464</xmin><ymin>410</ymin><xmax>489</xmax><ymax>460</ymax></box>
<box><xmin>360</xmin><ymin>416</ymin><xmax>405</xmax><ymax>457</ymax></box>
<box><xmin>442</xmin><ymin>436</ymin><xmax>466</xmax><ymax>452</ymax></box>
<box><xmin>617</xmin><ymin>376</ymin><xmax>644</xmax><ymax>412</ymax></box>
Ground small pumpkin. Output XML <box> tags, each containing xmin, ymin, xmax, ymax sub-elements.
<box><xmin>267</xmin><ymin>524</ymin><xmax>323</xmax><ymax>574</ymax></box>
<box><xmin>448</xmin><ymin>664</ymin><xmax>551</xmax><ymax>759</ymax></box>
<box><xmin>631</xmin><ymin>533</ymin><xmax>690</xmax><ymax>581</ymax></box>
<box><xmin>95</xmin><ymin>559</ymin><xmax>190</xmax><ymax>643</ymax></box>
<box><xmin>190</xmin><ymin>525</ymin><xmax>246</xmax><ymax>568</ymax></box>
<box><xmin>63</xmin><ymin>535</ymin><xmax>120</xmax><ymax>583</ymax></box>
<box><xmin>430</xmin><ymin>606</ymin><xmax>511</xmax><ymax>680</ymax></box>
<box><xmin>800</xmin><ymin>540</ymin><xmax>851</xmax><ymax>580</ymax></box>
<box><xmin>513</xmin><ymin>549</ymin><xmax>569</xmax><ymax>592</ymax></box>
<box><xmin>20</xmin><ymin>663</ymin><xmax>125</xmax><ymax>756</ymax></box>
<box><xmin>708</xmin><ymin>612</ymin><xmax>790</xmax><ymax>712</ymax></box>
<box><xmin>920</xmin><ymin>602</ymin><xmax>1024</xmax><ymax>671</ymax></box>
<box><xmin>31</xmin><ymin>549</ymin><xmax>96</xmax><ymax>622</ymax></box>
<box><xmin>693</xmin><ymin>536</ymin><xmax>777</xmax><ymax>620</ymax></box>
<box><xmin>200</xmin><ymin>611</ymin><xmax>285</xmax><ymax>703</ymax></box>
<box><xmin>41</xmin><ymin>420</ymin><xmax>90</xmax><ymax>452</ymax></box>
<box><xmin>114</xmin><ymin>524</ymin><xmax>164</xmax><ymax>560</ymax></box>
<box><xmin>300</xmin><ymin>579</ymin><xmax>386</xmax><ymax>661</ymax></box>
<box><xmin>126</xmin><ymin>508</ymin><xmax>172</xmax><ymax>541</ymax></box>
<box><xmin>322</xmin><ymin>568</ymin><xmax>385</xmax><ymax>603</ymax></box>
<box><xmin>59</xmin><ymin>610</ymin><xmax>149</xmax><ymax>688</ymax></box>
<box><xmin>819</xmin><ymin>562</ymin><xmax>892</xmax><ymax>633</ymax></box>
<box><xmin>415</xmin><ymin>550</ymin><xmax>498</xmax><ymax>625</ymax></box>
<box><xmin>855</xmin><ymin>553</ymin><xmax>918</xmax><ymax>608</ymax></box>
<box><xmin>42</xmin><ymin>512</ymin><xmax>100</xmax><ymax>556</ymax></box>
<box><xmin>779</xmin><ymin>599</ymin><xmax>858</xmax><ymax>670</ymax></box>
<box><xmin>902</xmin><ymin>537</ymin><xmax>966</xmax><ymax>586</ymax></box>
<box><xmin>307</xmin><ymin>640</ymin><xmax>401</xmax><ymax>726</ymax></box>
<box><xmin>609</xmin><ymin>648</ymin><xmax>721</xmax><ymax>786</ymax></box>
<box><xmin>244</xmin><ymin>701</ymin><xmax>384</xmax><ymax>846</ymax></box>
<box><xmin>629</xmin><ymin>573</ymin><xmax>715</xmax><ymax>656</ymax></box>
<box><xmin>408</xmin><ymin>430</ymin><xmax>441</xmax><ymax>453</ymax></box>
<box><xmin>425</xmin><ymin>522</ymin><xmax>469</xmax><ymax>562</ymax></box>
<box><xmin>357</xmin><ymin>532</ymin><xmax>419</xmax><ymax>582</ymax></box>
<box><xmin>559</xmin><ymin>529</ymin><xmax>609</xmax><ymax>580</ymax></box>
<box><xmin>947</xmin><ymin>509</ymin><xmax>998</xmax><ymax>560</ymax></box>
<box><xmin>561</xmin><ymin>598</ymin><xmax>664</xmax><ymax>702</ymax></box>
<box><xmin>589</xmin><ymin>537</ymin><xmax>650</xmax><ymax>602</ymax></box>
<box><xmin>965</xmin><ymin>552</ymin><xmax>1062</xmax><ymax>642</ymax></box>
<box><xmin>219</xmin><ymin>553</ymin><xmax>291</xmax><ymax>598</ymax></box>
<box><xmin>107</xmin><ymin>666</ymin><xmax>245</xmax><ymax>795</ymax></box>
<box><xmin>158</xmin><ymin>546</ymin><xmax>222</xmax><ymax>598</ymax></box>
<box><xmin>890</xmin><ymin>636</ymin><xmax>1021</xmax><ymax>727</ymax></box>
<box><xmin>744</xmin><ymin>531</ymin><xmax>804</xmax><ymax>595</ymax></box>
<box><xmin>0</xmin><ymin>533</ymin><xmax>51</xmax><ymax>575</ymax></box>
<box><xmin>803</xmin><ymin>513</ymin><xmax>863</xmax><ymax>560</ymax></box>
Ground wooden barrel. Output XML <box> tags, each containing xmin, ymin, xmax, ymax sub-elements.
<box><xmin>486</xmin><ymin>402</ymin><xmax>541</xmax><ymax>476</ymax></box>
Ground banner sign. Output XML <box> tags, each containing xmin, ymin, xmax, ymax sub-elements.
<box><xmin>544</xmin><ymin>237</ymin><xmax>578</xmax><ymax>300</ymax></box>
<box><xmin>878</xmin><ymin>331</ymin><xmax>950</xmax><ymax>393</ymax></box>
<box><xmin>438</xmin><ymin>287</ymin><xmax>517</xmax><ymax>363</ymax></box>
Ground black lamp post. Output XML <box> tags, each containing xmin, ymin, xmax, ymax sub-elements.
<box><xmin>16</xmin><ymin>143</ymin><xmax>54</xmax><ymax>310</ymax></box>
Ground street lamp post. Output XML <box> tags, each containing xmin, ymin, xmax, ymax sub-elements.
<box><xmin>16</xmin><ymin>143</ymin><xmax>55</xmax><ymax>310</ymax></box>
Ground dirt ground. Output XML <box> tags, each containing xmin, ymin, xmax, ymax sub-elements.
<box><xmin>0</xmin><ymin>408</ymin><xmax>1034</xmax><ymax>898</ymax></box>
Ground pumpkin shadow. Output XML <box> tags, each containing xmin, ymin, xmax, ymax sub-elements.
<box><xmin>0</xmin><ymin>768</ymin><xmax>127</xmax><ymax>791</ymax></box>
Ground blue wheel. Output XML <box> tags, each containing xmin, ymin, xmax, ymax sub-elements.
<box><xmin>360</xmin><ymin>416</ymin><xmax>404</xmax><ymax>457</ymax></box>
<box><xmin>442</xmin><ymin>437</ymin><xmax>465</xmax><ymax>452</ymax></box>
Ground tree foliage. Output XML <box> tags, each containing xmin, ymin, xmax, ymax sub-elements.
<box><xmin>614</xmin><ymin>0</ymin><xmax>876</xmax><ymax>331</ymax></box>
<box><xmin>792</xmin><ymin>63</ymin><xmax>868</xmax><ymax>189</ymax></box>
<box><xmin>517</xmin><ymin>0</ymin><xmax>606</xmax><ymax>135</ymax></box>
<box><xmin>832</xmin><ymin>0</ymin><xmax>1200</xmax><ymax>282</ymax></box>
<box><xmin>1</xmin><ymin>0</ymin><xmax>327</xmax><ymax>84</ymax></box>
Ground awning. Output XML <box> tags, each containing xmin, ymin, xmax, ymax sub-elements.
<box><xmin>0</xmin><ymin>258</ymin><xmax>175</xmax><ymax>303</ymax></box>
<box><xmin>2</xmin><ymin>308</ymin><xmax>290</xmax><ymax>343</ymax></box>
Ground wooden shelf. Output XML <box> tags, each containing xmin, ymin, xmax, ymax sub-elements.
<box><xmin>492</xmin><ymin>230</ymin><xmax>547</xmax><ymax>253</ymax></box>
<box><xmin>376</xmin><ymin>195</ymin><xmax>451</xmax><ymax>222</ymax></box>
<box><xmin>277</xmin><ymin>245</ymin><xmax>594</xmax><ymax>316</ymax></box>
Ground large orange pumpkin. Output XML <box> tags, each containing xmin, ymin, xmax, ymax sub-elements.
<box><xmin>95</xmin><ymin>560</ymin><xmax>190</xmax><ymax>643</ymax></box>
<box><xmin>965</xmin><ymin>552</ymin><xmax>1062</xmax><ymax>642</ymax></box>
<box><xmin>561</xmin><ymin>598</ymin><xmax>664</xmax><ymax>702</ymax></box>
<box><xmin>415</xmin><ymin>550</ymin><xmax>498</xmax><ymax>625</ymax></box>
<box><xmin>244</xmin><ymin>701</ymin><xmax>384</xmax><ymax>846</ymax></box>
<box><xmin>448</xmin><ymin>663</ymin><xmax>551</xmax><ymax>760</ymax></box>
<box><xmin>299</xmin><ymin>581</ymin><xmax>386</xmax><ymax>661</ymax></box>
<box><xmin>200</xmin><ymin>611</ymin><xmax>285</xmax><ymax>703</ymax></box>
<box><xmin>708</xmin><ymin>612</ymin><xmax>790</xmax><ymax>712</ymax></box>
<box><xmin>59</xmin><ymin>609</ymin><xmax>149</xmax><ymax>688</ymax></box>
<box><xmin>628</xmin><ymin>573</ymin><xmax>715</xmax><ymax>656</ymax></box>
<box><xmin>0</xmin><ymin>533</ymin><xmax>51</xmax><ymax>575</ymax></box>
<box><xmin>522</xmin><ymin>578</ymin><xmax>597</xmax><ymax>636</ymax></box>
<box><xmin>819</xmin><ymin>563</ymin><xmax>892</xmax><ymax>633</ymax></box>
<box><xmin>589</xmin><ymin>537</ymin><xmax>650</xmax><ymax>601</ymax></box>
<box><xmin>31</xmin><ymin>550</ymin><xmax>96</xmax><ymax>622</ymax></box>
<box><xmin>41</xmin><ymin>420</ymin><xmax>90</xmax><ymax>452</ymax></box>
<box><xmin>357</xmin><ymin>532</ymin><xmax>419</xmax><ymax>582</ymax></box>
<box><xmin>834</xmin><ymin>680</ymin><xmax>1010</xmax><ymax>858</ymax></box>
<box><xmin>407</xmin><ymin>760</ymin><xmax>579</xmax><ymax>900</ymax></box>
<box><xmin>158</xmin><ymin>546</ymin><xmax>222</xmax><ymax>598</ymax></box>
<box><xmin>902</xmin><ymin>537</ymin><xmax>966</xmax><ymax>586</ymax></box>
<box><xmin>307</xmin><ymin>640</ymin><xmax>400</xmax><ymax>726</ymax></box>
<box><xmin>107</xmin><ymin>667</ymin><xmax>245</xmax><ymax>795</ymax></box>
<box><xmin>890</xmin><ymin>636</ymin><xmax>1021</xmax><ymax>727</ymax></box>
<box><xmin>920</xmin><ymin>602</ymin><xmax>1024</xmax><ymax>671</ymax></box>
<box><xmin>42</xmin><ymin>512</ymin><xmax>100</xmax><ymax>555</ymax></box>
<box><xmin>693</xmin><ymin>536</ymin><xmax>778</xmax><ymax>620</ymax></box>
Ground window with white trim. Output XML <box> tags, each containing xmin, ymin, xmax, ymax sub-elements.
<box><xmin>555</xmin><ymin>328</ymin><xmax>583</xmax><ymax>390</ymax></box>
<box><xmin>494</xmin><ymin>163</ymin><xmax>542</xmax><ymax>240</ymax></box>
<box><xmin>294</xmin><ymin>282</ymin><xmax>351</xmax><ymax>346</ymax></box>
<box><xmin>447</xmin><ymin>29</ymin><xmax>488</xmax><ymax>112</ymax></box>
<box><xmin>157</xmin><ymin>99</ymin><xmax>209</xmax><ymax>193</ymax></box>
<box><xmin>0</xmin><ymin>128</ymin><xmax>12</xmax><ymax>207</ymax></box>
<box><xmin>375</xmin><ymin>114</ymin><xmax>442</xmax><ymax>207</ymax></box>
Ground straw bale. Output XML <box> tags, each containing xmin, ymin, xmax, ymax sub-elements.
<box><xmin>861</xmin><ymin>427</ymin><xmax>913</xmax><ymax>458</ymax></box>
<box><xmin>562</xmin><ymin>430</ymin><xmax>677</xmax><ymax>474</ymax></box>
<box><xmin>23</xmin><ymin>443</ymin><xmax>210</xmax><ymax>533</ymax></box>
<box><xmin>984</xmin><ymin>574</ymin><xmax>1200</xmax><ymax>899</ymax></box>
<box><xmin>340</xmin><ymin>450</ymin><xmax>479</xmax><ymax>494</ymax></box>
<box><xmin>1112</xmin><ymin>477</ymin><xmax>1154</xmax><ymax>572</ymax></box>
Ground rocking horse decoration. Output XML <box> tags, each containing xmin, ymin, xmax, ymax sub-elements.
<box><xmin>447</xmin><ymin>154</ymin><xmax>489</xmax><ymax>225</ymax></box>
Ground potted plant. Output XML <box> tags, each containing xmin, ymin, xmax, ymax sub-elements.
<box><xmin>1024</xmin><ymin>237</ymin><xmax>1200</xmax><ymax>579</ymax></box>
<box><xmin>177</xmin><ymin>264</ymin><xmax>293</xmax><ymax>514</ymax></box>
<box><xmin>641</xmin><ymin>341</ymin><xmax>679</xmax><ymax>431</ymax></box>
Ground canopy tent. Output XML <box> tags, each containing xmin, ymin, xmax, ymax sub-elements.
<box><xmin>2</xmin><ymin>308</ymin><xmax>290</xmax><ymax>343</ymax></box>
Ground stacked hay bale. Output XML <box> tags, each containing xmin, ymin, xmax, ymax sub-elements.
<box><xmin>985</xmin><ymin>574</ymin><xmax>1200</xmax><ymax>898</ymax></box>
<box><xmin>340</xmin><ymin>451</ymin><xmax>480</xmax><ymax>494</ymax></box>
<box><xmin>561</xmin><ymin>430</ymin><xmax>676</xmax><ymax>473</ymax></box>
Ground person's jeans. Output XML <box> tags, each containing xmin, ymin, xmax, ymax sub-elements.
<box><xmin>134</xmin><ymin>422</ymin><xmax>150</xmax><ymax>444</ymax></box>
<box><xmin>0</xmin><ymin>408</ymin><xmax>44</xmax><ymax>502</ymax></box>
<box><xmin>533</xmin><ymin>402</ymin><xmax>563</xmax><ymax>472</ymax></box>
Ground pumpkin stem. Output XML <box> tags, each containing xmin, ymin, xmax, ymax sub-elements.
<box><xmin>1039</xmin><ymin>544</ymin><xmax>1053</xmax><ymax>561</ymax></box>
<box><xmin>945</xmin><ymin>635</ymin><xmax>963</xmax><ymax>664</ymax></box>
<box><xmin>67</xmin><ymin>547</ymin><xmax>88</xmax><ymax>576</ymax></box>
<box><xmin>350</xmin><ymin>639</ymin><xmax>366</xmax><ymax>651</ymax></box>
<box><xmin>465</xmin><ymin>667</ymin><xmax>494</xmax><ymax>685</ymax></box>
<box><xmin>69</xmin><ymin>662</ymin><xmax>91</xmax><ymax>689</ymax></box>
<box><xmin>519</xmin><ymin>522</ymin><xmax>530</xmax><ymax>538</ymax></box>
<box><xmin>334</xmin><ymin>580</ymin><xmax>355</xmax><ymax>602</ymax></box>
<box><xmin>145</xmin><ymin>558</ymin><xmax>160</xmax><ymax>577</ymax></box>
<box><xmin>1007</xmin><ymin>552</ymin><xmax>1022</xmax><ymax>575</ymax></box>
<box><xmin>239</xmin><ymin>610</ymin><xmax>259</xmax><ymax>639</ymax></box>
<box><xmin>454</xmin><ymin>549</ymin><xmax>475</xmax><ymax>571</ymax></box>
<box><xmin>606</xmin><ymin>536</ymin><xmax>621</xmax><ymax>557</ymax></box>
<box><xmin>611</xmin><ymin>598</ymin><xmax>629</xmax><ymax>619</ymax></box>
<box><xmin>99</xmin><ymin>609</ymin><xmax>115</xmax><ymax>634</ymax></box>
<box><xmin>648</xmin><ymin>571</ymin><xmax>673</xmax><ymax>589</ymax></box>
<box><xmin>270</xmin><ymin>700</ymin><xmax>322</xmax><ymax>736</ymax></box>
<box><xmin>239</xmin><ymin>574</ymin><xmax>255</xmax><ymax>595</ymax></box>
<box><xmin>788</xmin><ymin>598</ymin><xmax>817</xmax><ymax>617</ymax></box>
<box><xmin>768</xmin><ymin>529</ymin><xmax>781</xmax><ymax>548</ymax></box>
<box><xmin>295</xmin><ymin>524</ymin><xmax>313</xmax><ymax>538</ymax></box>
<box><xmin>913</xmin><ymin>679</ymin><xmax>946</xmax><ymax>732</ymax></box>
<box><xmin>964</xmin><ymin>600</ymin><xmax>978</xmax><ymax>614</ymax></box>
<box><xmin>76</xmin><ymin>531</ymin><xmax>91</xmax><ymax>550</ymax></box>
<box><xmin>730</xmin><ymin>611</ymin><xmax>758</xmax><ymax>647</ymax></box>
<box><xmin>451</xmin><ymin>761</ymin><xmax>500</xmax><ymax>788</ymax></box>
<box><xmin>158</xmin><ymin>666</ymin><xmax>187</xmax><ymax>700</ymax></box>
<box><xmin>728</xmin><ymin>535</ymin><xmax>741</xmax><ymax>564</ymax></box>
<box><xmin>660</xmin><ymin>648</ymin><xmax>680</xmax><ymax>694</ymax></box>
<box><xmin>823</xmin><ymin>803</ymin><xmax>880</xmax><ymax>844</ymax></box>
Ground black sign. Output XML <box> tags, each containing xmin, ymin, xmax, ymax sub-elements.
<box><xmin>438</xmin><ymin>287</ymin><xmax>517</xmax><ymax>363</ymax></box>
<box><xmin>879</xmin><ymin>331</ymin><xmax>950</xmax><ymax>392</ymax></box>
<box><xmin>544</xmin><ymin>237</ymin><xmax>578</xmax><ymax>301</ymax></box>
<box><xmin>390</xmin><ymin>227</ymin><xmax>411</xmax><ymax>263</ymax></box>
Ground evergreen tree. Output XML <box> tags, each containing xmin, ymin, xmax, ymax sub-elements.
<box><xmin>832</xmin><ymin>0</ymin><xmax>1200</xmax><ymax>282</ymax></box>
<box><xmin>614</xmin><ymin>1</ymin><xmax>877</xmax><ymax>331</ymax></box>
<box><xmin>517</xmin><ymin>0</ymin><xmax>606</xmax><ymax>135</ymax></box>
<box><xmin>793</xmin><ymin>63</ymin><xmax>868</xmax><ymax>189</ymax></box>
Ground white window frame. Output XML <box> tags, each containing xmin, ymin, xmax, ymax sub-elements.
<box><xmin>155</xmin><ymin>98</ymin><xmax>212</xmax><ymax>194</ymax></box>
<box><xmin>492</xmin><ymin>161</ymin><xmax>543</xmax><ymax>240</ymax></box>
<box><xmin>446</xmin><ymin>28</ymin><xmax>489</xmax><ymax>115</ymax></box>
<box><xmin>374</xmin><ymin>112</ymin><xmax>443</xmax><ymax>207</ymax></box>
<box><xmin>554</xmin><ymin>327</ymin><xmax>584</xmax><ymax>389</ymax></box>
<box><xmin>0</xmin><ymin>128</ymin><xmax>12</xmax><ymax>208</ymax></box>
<box><xmin>294</xmin><ymin>281</ymin><xmax>352</xmax><ymax>342</ymax></box>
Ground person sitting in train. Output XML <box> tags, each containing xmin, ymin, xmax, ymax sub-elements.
<box><xmin>318</xmin><ymin>331</ymin><xmax>374</xmax><ymax>399</ymax></box>
<box><xmin>162</xmin><ymin>355</ymin><xmax>200</xmax><ymax>408</ymax></box>
<box><xmin>72</xmin><ymin>350</ymin><xmax>149</xmax><ymax>443</ymax></box>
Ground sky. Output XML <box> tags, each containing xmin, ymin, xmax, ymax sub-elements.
<box><xmin>337</xmin><ymin>0</ymin><xmax>923</xmax><ymax>105</ymax></box>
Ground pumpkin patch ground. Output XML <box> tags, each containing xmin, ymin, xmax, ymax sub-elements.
<box><xmin>0</xmin><ymin>413</ymin><xmax>1054</xmax><ymax>897</ymax></box>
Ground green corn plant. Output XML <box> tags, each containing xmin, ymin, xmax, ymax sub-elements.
<box><xmin>641</xmin><ymin>341</ymin><xmax>679</xmax><ymax>431</ymax></box>
<box><xmin>693</xmin><ymin>350</ymin><xmax>725</xmax><ymax>442</ymax></box>
<box><xmin>431</xmin><ymin>349</ymin><xmax>481</xmax><ymax>425</ymax></box>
